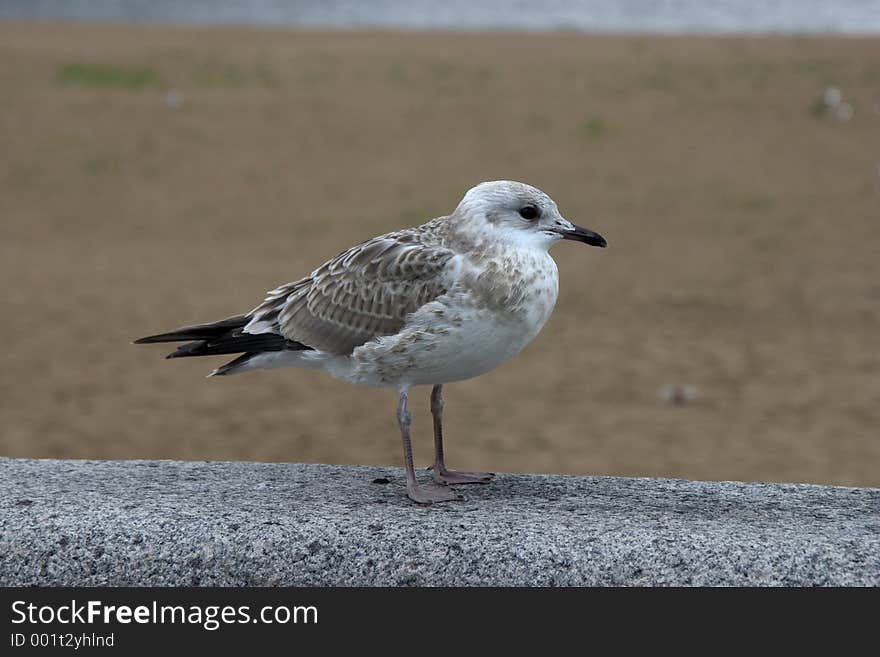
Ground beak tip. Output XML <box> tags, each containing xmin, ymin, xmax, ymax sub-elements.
<box><xmin>558</xmin><ymin>223</ymin><xmax>607</xmax><ymax>247</ymax></box>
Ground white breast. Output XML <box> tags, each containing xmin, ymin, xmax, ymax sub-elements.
<box><xmin>345</xmin><ymin>249</ymin><xmax>560</xmax><ymax>387</ymax></box>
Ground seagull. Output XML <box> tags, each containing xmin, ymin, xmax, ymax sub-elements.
<box><xmin>135</xmin><ymin>181</ymin><xmax>607</xmax><ymax>504</ymax></box>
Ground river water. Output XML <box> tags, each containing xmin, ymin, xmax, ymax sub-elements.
<box><xmin>2</xmin><ymin>0</ymin><xmax>880</xmax><ymax>33</ymax></box>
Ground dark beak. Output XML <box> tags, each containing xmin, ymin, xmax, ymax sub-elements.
<box><xmin>560</xmin><ymin>224</ymin><xmax>607</xmax><ymax>247</ymax></box>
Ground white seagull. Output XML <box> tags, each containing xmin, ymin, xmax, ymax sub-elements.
<box><xmin>136</xmin><ymin>181</ymin><xmax>607</xmax><ymax>504</ymax></box>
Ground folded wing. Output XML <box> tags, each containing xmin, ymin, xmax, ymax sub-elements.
<box><xmin>246</xmin><ymin>229</ymin><xmax>456</xmax><ymax>355</ymax></box>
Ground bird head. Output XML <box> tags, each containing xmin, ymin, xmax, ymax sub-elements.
<box><xmin>453</xmin><ymin>180</ymin><xmax>607</xmax><ymax>252</ymax></box>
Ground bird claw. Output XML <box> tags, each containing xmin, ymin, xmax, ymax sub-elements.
<box><xmin>406</xmin><ymin>482</ymin><xmax>463</xmax><ymax>505</ymax></box>
<box><xmin>434</xmin><ymin>470</ymin><xmax>495</xmax><ymax>485</ymax></box>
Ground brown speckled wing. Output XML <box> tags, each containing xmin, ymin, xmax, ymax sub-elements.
<box><xmin>247</xmin><ymin>229</ymin><xmax>455</xmax><ymax>355</ymax></box>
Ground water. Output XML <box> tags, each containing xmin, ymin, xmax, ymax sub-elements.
<box><xmin>2</xmin><ymin>0</ymin><xmax>880</xmax><ymax>34</ymax></box>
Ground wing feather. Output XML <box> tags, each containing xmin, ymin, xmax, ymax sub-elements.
<box><xmin>246</xmin><ymin>228</ymin><xmax>455</xmax><ymax>355</ymax></box>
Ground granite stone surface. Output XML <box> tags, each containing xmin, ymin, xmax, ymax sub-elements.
<box><xmin>1</xmin><ymin>458</ymin><xmax>877</xmax><ymax>586</ymax></box>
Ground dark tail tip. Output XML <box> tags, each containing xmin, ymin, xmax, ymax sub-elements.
<box><xmin>135</xmin><ymin>333</ymin><xmax>185</xmax><ymax>345</ymax></box>
<box><xmin>209</xmin><ymin>352</ymin><xmax>256</xmax><ymax>377</ymax></box>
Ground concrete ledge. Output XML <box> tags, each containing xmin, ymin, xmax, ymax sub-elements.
<box><xmin>0</xmin><ymin>458</ymin><xmax>877</xmax><ymax>586</ymax></box>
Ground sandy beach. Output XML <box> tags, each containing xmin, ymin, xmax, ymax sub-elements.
<box><xmin>1</xmin><ymin>23</ymin><xmax>878</xmax><ymax>486</ymax></box>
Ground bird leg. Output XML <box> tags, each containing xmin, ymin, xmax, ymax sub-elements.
<box><xmin>430</xmin><ymin>384</ymin><xmax>494</xmax><ymax>485</ymax></box>
<box><xmin>397</xmin><ymin>388</ymin><xmax>460</xmax><ymax>504</ymax></box>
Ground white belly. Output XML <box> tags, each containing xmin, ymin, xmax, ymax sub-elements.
<box><xmin>345</xmin><ymin>253</ymin><xmax>560</xmax><ymax>387</ymax></box>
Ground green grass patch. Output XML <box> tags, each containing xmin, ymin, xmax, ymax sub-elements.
<box><xmin>577</xmin><ymin>116</ymin><xmax>606</xmax><ymax>140</ymax></box>
<box><xmin>82</xmin><ymin>158</ymin><xmax>114</xmax><ymax>175</ymax></box>
<box><xmin>809</xmin><ymin>97</ymin><xmax>828</xmax><ymax>118</ymax></box>
<box><xmin>56</xmin><ymin>63</ymin><xmax>160</xmax><ymax>89</ymax></box>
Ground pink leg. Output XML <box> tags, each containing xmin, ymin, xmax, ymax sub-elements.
<box><xmin>397</xmin><ymin>388</ymin><xmax>461</xmax><ymax>504</ymax></box>
<box><xmin>431</xmin><ymin>385</ymin><xmax>494</xmax><ymax>485</ymax></box>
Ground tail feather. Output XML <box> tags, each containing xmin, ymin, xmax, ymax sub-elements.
<box><xmin>135</xmin><ymin>314</ymin><xmax>311</xmax><ymax>364</ymax></box>
<box><xmin>134</xmin><ymin>315</ymin><xmax>249</xmax><ymax>344</ymax></box>
<box><xmin>166</xmin><ymin>333</ymin><xmax>306</xmax><ymax>359</ymax></box>
<box><xmin>209</xmin><ymin>353</ymin><xmax>260</xmax><ymax>376</ymax></box>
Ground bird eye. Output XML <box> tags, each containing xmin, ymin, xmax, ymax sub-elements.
<box><xmin>519</xmin><ymin>205</ymin><xmax>540</xmax><ymax>220</ymax></box>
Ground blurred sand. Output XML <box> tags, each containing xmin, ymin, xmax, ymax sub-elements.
<box><xmin>1</xmin><ymin>24</ymin><xmax>878</xmax><ymax>486</ymax></box>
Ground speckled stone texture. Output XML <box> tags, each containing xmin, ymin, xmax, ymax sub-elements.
<box><xmin>0</xmin><ymin>458</ymin><xmax>877</xmax><ymax>586</ymax></box>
